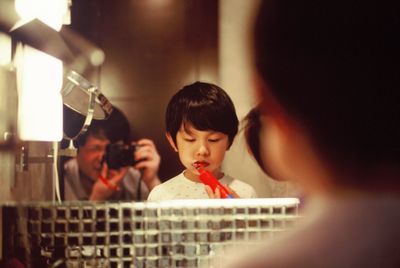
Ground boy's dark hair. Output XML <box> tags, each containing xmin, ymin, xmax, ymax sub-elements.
<box><xmin>75</xmin><ymin>107</ymin><xmax>131</xmax><ymax>148</ymax></box>
<box><xmin>254</xmin><ymin>1</ymin><xmax>400</xmax><ymax>173</ymax></box>
<box><xmin>166</xmin><ymin>81</ymin><xmax>239</xmax><ymax>147</ymax></box>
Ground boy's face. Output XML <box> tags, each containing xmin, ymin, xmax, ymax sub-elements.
<box><xmin>167</xmin><ymin>123</ymin><xmax>230</xmax><ymax>180</ymax></box>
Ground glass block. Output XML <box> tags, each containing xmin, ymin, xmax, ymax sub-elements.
<box><xmin>83</xmin><ymin>235</ymin><xmax>94</xmax><ymax>245</ymax></box>
<box><xmin>123</xmin><ymin>221</ymin><xmax>132</xmax><ymax>231</ymax></box>
<box><xmin>108</xmin><ymin>207</ymin><xmax>119</xmax><ymax>219</ymax></box>
<box><xmin>122</xmin><ymin>247</ymin><xmax>134</xmax><ymax>257</ymax></box>
<box><xmin>248</xmin><ymin>219</ymin><xmax>259</xmax><ymax>228</ymax></box>
<box><xmin>183</xmin><ymin>232</ymin><xmax>195</xmax><ymax>242</ymax></box>
<box><xmin>54</xmin><ymin>234</ymin><xmax>65</xmax><ymax>246</ymax></box>
<box><xmin>96</xmin><ymin>208</ymin><xmax>106</xmax><ymax>219</ymax></box>
<box><xmin>158</xmin><ymin>220</ymin><xmax>171</xmax><ymax>230</ymax></box>
<box><xmin>158</xmin><ymin>257</ymin><xmax>171</xmax><ymax>267</ymax></box>
<box><xmin>135</xmin><ymin>246</ymin><xmax>145</xmax><ymax>257</ymax></box>
<box><xmin>261</xmin><ymin>219</ymin><xmax>271</xmax><ymax>228</ymax></box>
<box><xmin>28</xmin><ymin>222</ymin><xmax>40</xmax><ymax>233</ymax></box>
<box><xmin>208</xmin><ymin>232</ymin><xmax>221</xmax><ymax>242</ymax></box>
<box><xmin>172</xmin><ymin>244</ymin><xmax>184</xmax><ymax>255</ymax></box>
<box><xmin>261</xmin><ymin>207</ymin><xmax>272</xmax><ymax>214</ymax></box>
<box><xmin>110</xmin><ymin>234</ymin><xmax>119</xmax><ymax>244</ymax></box>
<box><xmin>41</xmin><ymin>222</ymin><xmax>53</xmax><ymax>233</ymax></box>
<box><xmin>82</xmin><ymin>208</ymin><xmax>93</xmax><ymax>219</ymax></box>
<box><xmin>56</xmin><ymin>207</ymin><xmax>67</xmax><ymax>219</ymax></box>
<box><xmin>146</xmin><ymin>233</ymin><xmax>158</xmax><ymax>244</ymax></box>
<box><xmin>195</xmin><ymin>220</ymin><xmax>208</xmax><ymax>229</ymax></box>
<box><xmin>161</xmin><ymin>245</ymin><xmax>172</xmax><ymax>256</ymax></box>
<box><xmin>122</xmin><ymin>208</ymin><xmax>132</xmax><ymax>219</ymax></box>
<box><xmin>145</xmin><ymin>208</ymin><xmax>157</xmax><ymax>218</ymax></box>
<box><xmin>28</xmin><ymin>207</ymin><xmax>40</xmax><ymax>220</ymax></box>
<box><xmin>83</xmin><ymin>221</ymin><xmax>93</xmax><ymax>232</ymax></box>
<box><xmin>146</xmin><ymin>246</ymin><xmax>158</xmax><ymax>256</ymax></box>
<box><xmin>68</xmin><ymin>222</ymin><xmax>80</xmax><ymax>232</ymax></box>
<box><xmin>69</xmin><ymin>207</ymin><xmax>80</xmax><ymax>219</ymax></box>
<box><xmin>272</xmin><ymin>207</ymin><xmax>283</xmax><ymax>214</ymax></box>
<box><xmin>109</xmin><ymin>221</ymin><xmax>119</xmax><ymax>232</ymax></box>
<box><xmin>171</xmin><ymin>232</ymin><xmax>183</xmax><ymax>243</ymax></box>
<box><xmin>95</xmin><ymin>235</ymin><xmax>106</xmax><ymax>245</ymax></box>
<box><xmin>134</xmin><ymin>221</ymin><xmax>144</xmax><ymax>230</ymax></box>
<box><xmin>41</xmin><ymin>207</ymin><xmax>53</xmax><ymax>220</ymax></box>
<box><xmin>2</xmin><ymin>198</ymin><xmax>300</xmax><ymax>267</ymax></box>
<box><xmin>122</xmin><ymin>234</ymin><xmax>133</xmax><ymax>244</ymax></box>
<box><xmin>109</xmin><ymin>247</ymin><xmax>120</xmax><ymax>257</ymax></box>
<box><xmin>182</xmin><ymin>220</ymin><xmax>195</xmax><ymax>229</ymax></box>
<box><xmin>184</xmin><ymin>245</ymin><xmax>196</xmax><ymax>257</ymax></box>
<box><xmin>145</xmin><ymin>258</ymin><xmax>158</xmax><ymax>267</ymax></box>
<box><xmin>196</xmin><ymin>232</ymin><xmax>208</xmax><ymax>243</ymax></box>
<box><xmin>134</xmin><ymin>234</ymin><xmax>145</xmax><ymax>244</ymax></box>
<box><xmin>171</xmin><ymin>220</ymin><xmax>182</xmax><ymax>229</ymax></box>
<box><xmin>146</xmin><ymin>220</ymin><xmax>158</xmax><ymax>230</ymax></box>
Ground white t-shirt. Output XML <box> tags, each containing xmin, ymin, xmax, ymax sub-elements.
<box><xmin>147</xmin><ymin>171</ymin><xmax>257</xmax><ymax>201</ymax></box>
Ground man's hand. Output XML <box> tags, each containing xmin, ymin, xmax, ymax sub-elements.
<box><xmin>89</xmin><ymin>163</ymin><xmax>128</xmax><ymax>201</ymax></box>
<box><xmin>133</xmin><ymin>139</ymin><xmax>161</xmax><ymax>190</ymax></box>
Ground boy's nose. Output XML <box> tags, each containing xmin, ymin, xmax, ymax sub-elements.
<box><xmin>196</xmin><ymin>143</ymin><xmax>210</xmax><ymax>156</ymax></box>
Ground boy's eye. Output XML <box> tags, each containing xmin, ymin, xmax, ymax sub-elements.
<box><xmin>184</xmin><ymin>138</ymin><xmax>195</xmax><ymax>142</ymax></box>
<box><xmin>208</xmin><ymin>138</ymin><xmax>221</xmax><ymax>143</ymax></box>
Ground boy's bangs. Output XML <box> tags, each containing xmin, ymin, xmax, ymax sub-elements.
<box><xmin>182</xmin><ymin>105</ymin><xmax>230</xmax><ymax>134</ymax></box>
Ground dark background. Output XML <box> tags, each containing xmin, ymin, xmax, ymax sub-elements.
<box><xmin>64</xmin><ymin>0</ymin><xmax>219</xmax><ymax>181</ymax></box>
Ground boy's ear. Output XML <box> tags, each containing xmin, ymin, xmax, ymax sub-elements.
<box><xmin>165</xmin><ymin>132</ymin><xmax>178</xmax><ymax>152</ymax></box>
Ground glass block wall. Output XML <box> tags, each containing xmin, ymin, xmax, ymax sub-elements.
<box><xmin>1</xmin><ymin>198</ymin><xmax>300</xmax><ymax>268</ymax></box>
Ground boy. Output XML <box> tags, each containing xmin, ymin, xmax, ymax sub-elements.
<box><xmin>148</xmin><ymin>82</ymin><xmax>257</xmax><ymax>201</ymax></box>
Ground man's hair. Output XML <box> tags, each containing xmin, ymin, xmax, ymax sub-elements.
<box><xmin>254</xmin><ymin>1</ymin><xmax>400</xmax><ymax>170</ymax></box>
<box><xmin>74</xmin><ymin>119</ymin><xmax>108</xmax><ymax>148</ymax></box>
<box><xmin>103</xmin><ymin>107</ymin><xmax>131</xmax><ymax>144</ymax></box>
<box><xmin>75</xmin><ymin>107</ymin><xmax>131</xmax><ymax>148</ymax></box>
<box><xmin>165</xmin><ymin>81</ymin><xmax>239</xmax><ymax>147</ymax></box>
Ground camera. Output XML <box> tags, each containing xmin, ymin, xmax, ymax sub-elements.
<box><xmin>104</xmin><ymin>143</ymin><xmax>139</xmax><ymax>169</ymax></box>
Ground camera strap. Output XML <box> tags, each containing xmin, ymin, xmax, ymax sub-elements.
<box><xmin>136</xmin><ymin>169</ymin><xmax>144</xmax><ymax>202</ymax></box>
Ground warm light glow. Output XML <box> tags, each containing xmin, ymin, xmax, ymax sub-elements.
<box><xmin>15</xmin><ymin>0</ymin><xmax>68</xmax><ymax>31</ymax></box>
<box><xmin>16</xmin><ymin>45</ymin><xmax>63</xmax><ymax>141</ymax></box>
<box><xmin>0</xmin><ymin>33</ymin><xmax>12</xmax><ymax>65</ymax></box>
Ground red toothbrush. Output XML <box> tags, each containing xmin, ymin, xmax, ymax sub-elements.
<box><xmin>194</xmin><ymin>162</ymin><xmax>234</xmax><ymax>199</ymax></box>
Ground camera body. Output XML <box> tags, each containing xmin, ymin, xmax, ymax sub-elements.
<box><xmin>104</xmin><ymin>143</ymin><xmax>139</xmax><ymax>169</ymax></box>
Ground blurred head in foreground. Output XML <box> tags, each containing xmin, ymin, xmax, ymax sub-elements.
<box><xmin>254</xmin><ymin>0</ymin><xmax>400</xmax><ymax>194</ymax></box>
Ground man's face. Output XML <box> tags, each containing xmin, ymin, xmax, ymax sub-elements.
<box><xmin>168</xmin><ymin>123</ymin><xmax>230</xmax><ymax>180</ymax></box>
<box><xmin>76</xmin><ymin>135</ymin><xmax>110</xmax><ymax>181</ymax></box>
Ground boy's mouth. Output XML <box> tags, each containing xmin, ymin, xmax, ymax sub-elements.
<box><xmin>193</xmin><ymin>161</ymin><xmax>209</xmax><ymax>169</ymax></box>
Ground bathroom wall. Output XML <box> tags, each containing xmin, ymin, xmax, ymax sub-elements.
<box><xmin>68</xmin><ymin>0</ymin><xmax>219</xmax><ymax>181</ymax></box>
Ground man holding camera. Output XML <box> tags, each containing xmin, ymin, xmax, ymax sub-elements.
<box><xmin>63</xmin><ymin>108</ymin><xmax>161</xmax><ymax>201</ymax></box>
